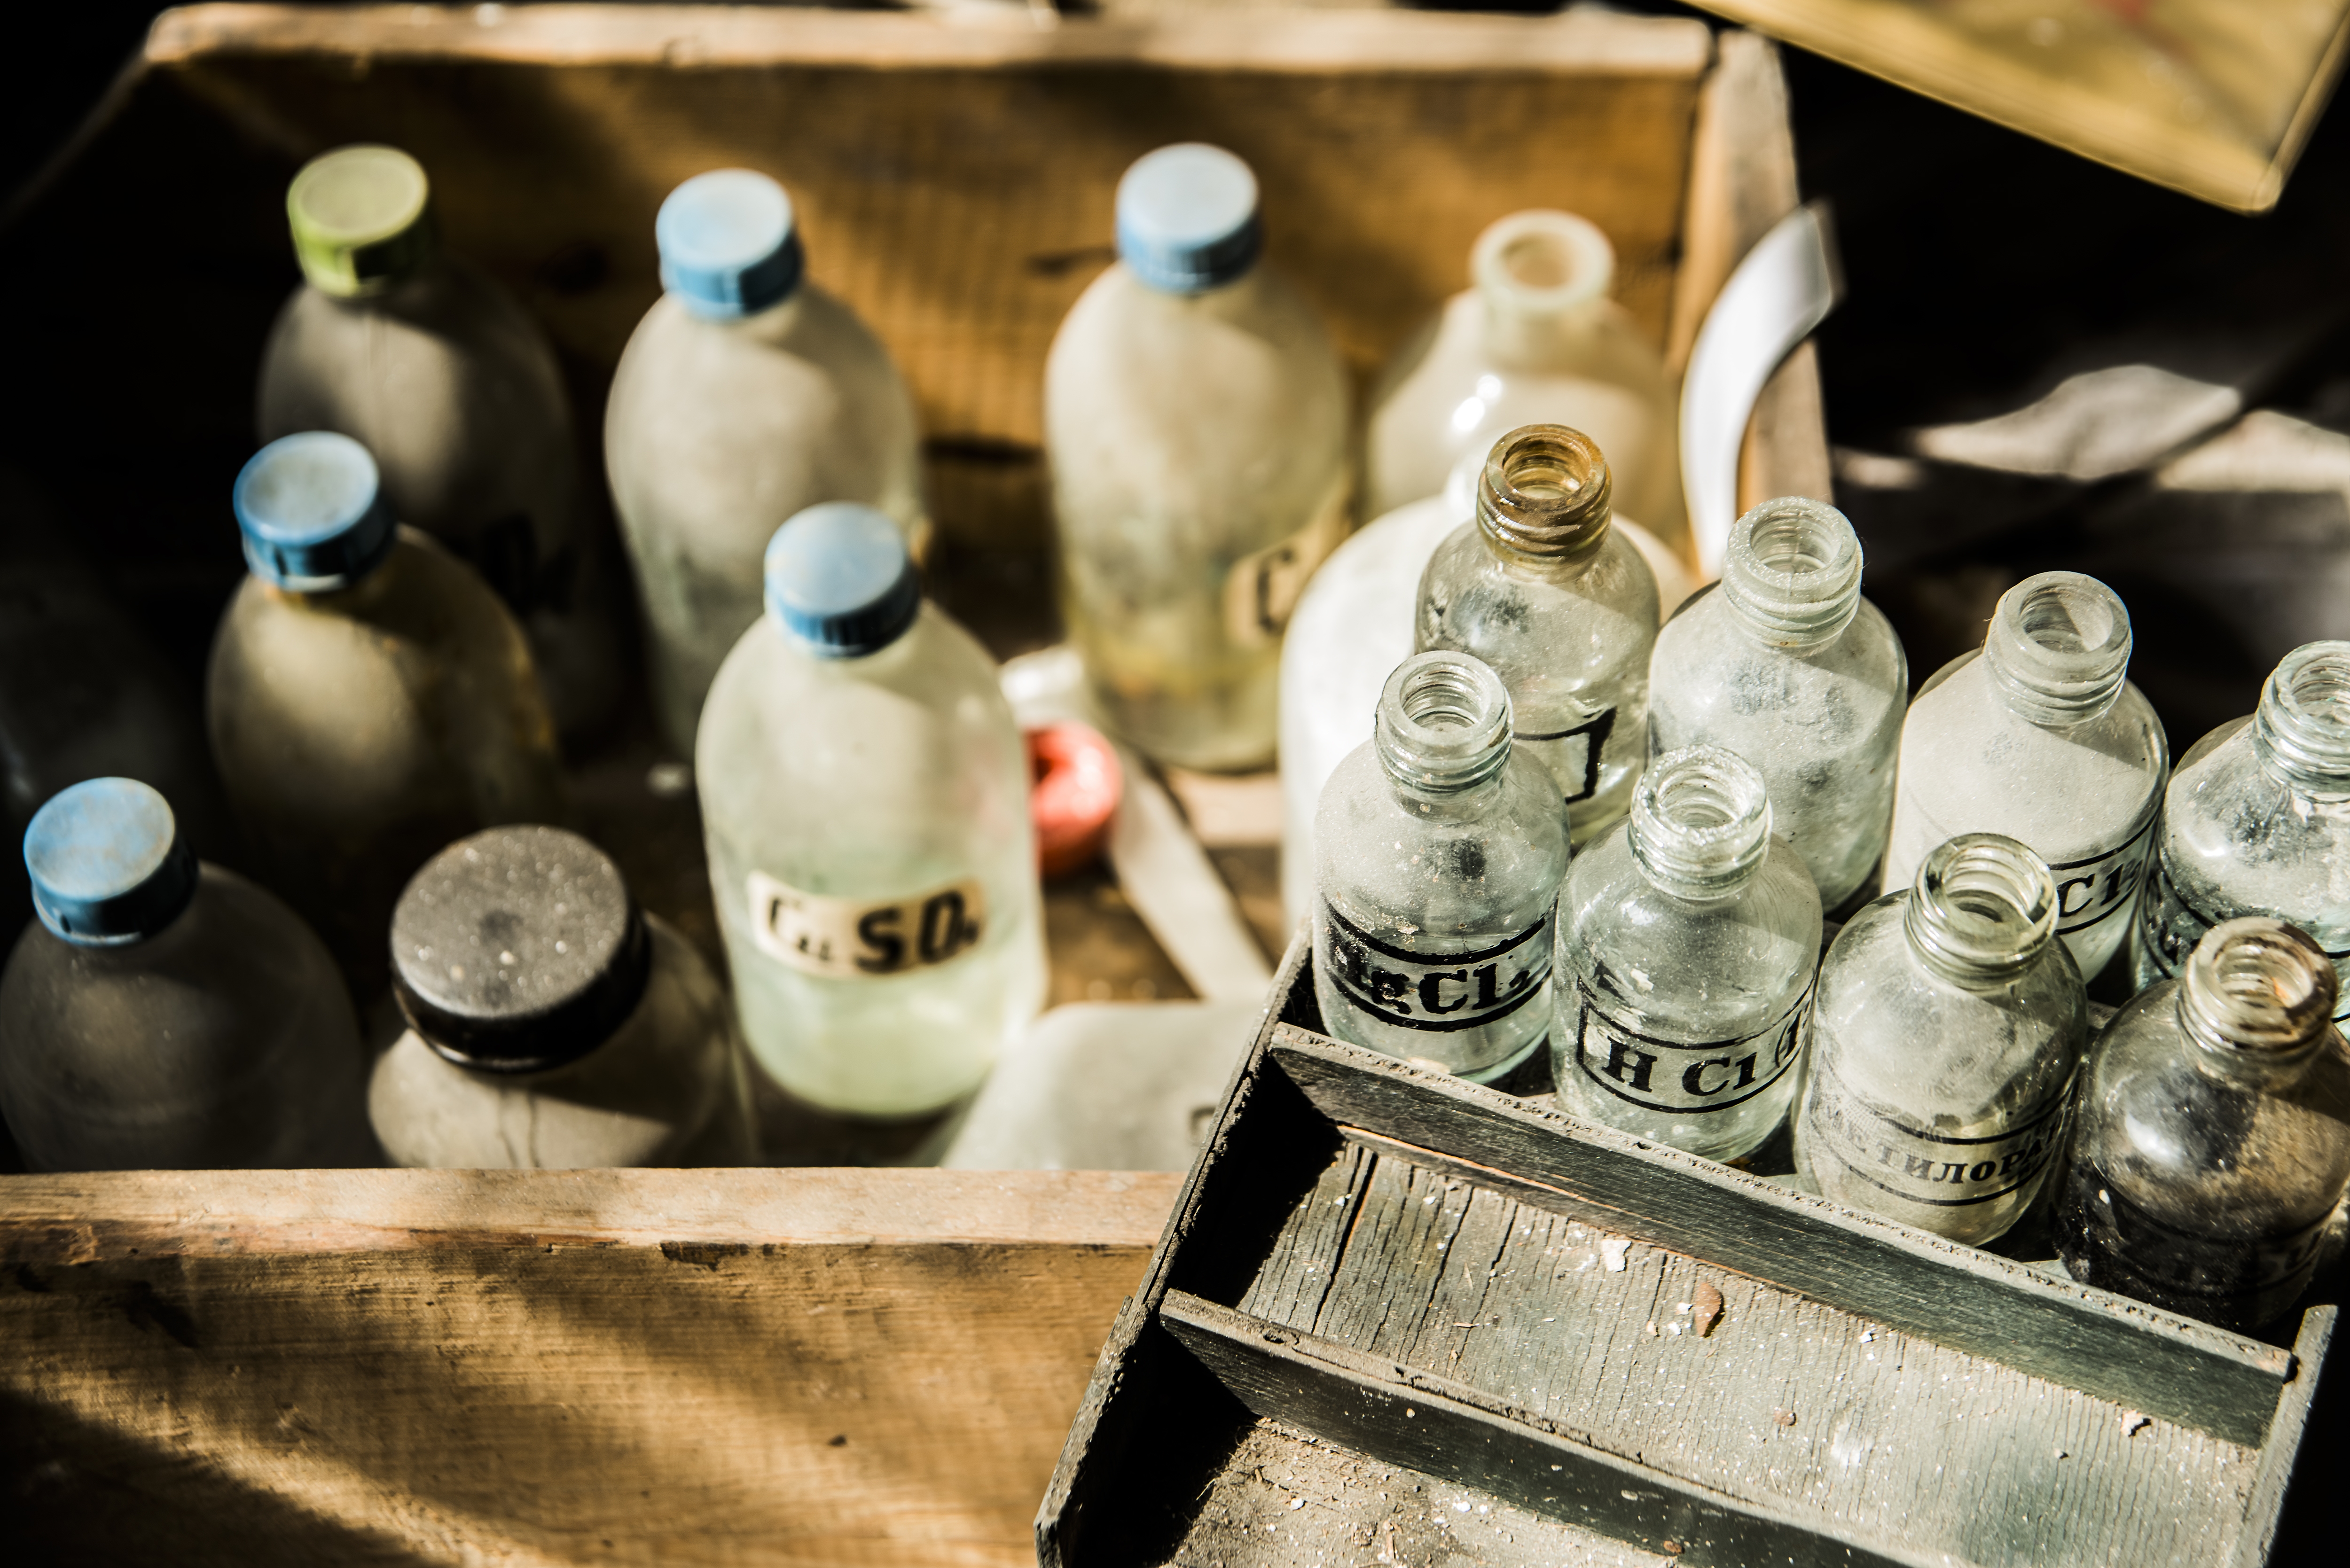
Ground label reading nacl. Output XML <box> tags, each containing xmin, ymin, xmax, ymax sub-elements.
<box><xmin>747</xmin><ymin>872</ymin><xmax>987</xmax><ymax>979</ymax></box>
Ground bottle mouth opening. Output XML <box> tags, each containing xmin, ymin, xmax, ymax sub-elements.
<box><xmin>1471</xmin><ymin>210</ymin><xmax>1613</xmax><ymax>318</ymax></box>
<box><xmin>1722</xmin><ymin>497</ymin><xmax>1863</xmax><ymax>640</ymax></box>
<box><xmin>1376</xmin><ymin>651</ymin><xmax>1512</xmax><ymax>792</ymax></box>
<box><xmin>1985</xmin><ymin>572</ymin><xmax>2131</xmax><ymax>721</ymax></box>
<box><xmin>1630</xmin><ymin>745</ymin><xmax>1771</xmax><ymax>892</ymax></box>
<box><xmin>1906</xmin><ymin>833</ymin><xmax>2058</xmax><ymax>980</ymax></box>
<box><xmin>2181</xmin><ymin>917</ymin><xmax>2337</xmax><ymax>1054</ymax></box>
<box><xmin>1476</xmin><ymin>424</ymin><xmax>1613</xmax><ymax>557</ymax></box>
<box><xmin>2258</xmin><ymin>640</ymin><xmax>2350</xmax><ymax>781</ymax></box>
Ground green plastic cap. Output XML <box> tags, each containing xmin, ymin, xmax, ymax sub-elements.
<box><xmin>288</xmin><ymin>145</ymin><xmax>435</xmax><ymax>297</ymax></box>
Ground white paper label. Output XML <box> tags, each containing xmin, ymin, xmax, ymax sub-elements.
<box><xmin>1565</xmin><ymin>975</ymin><xmax>1810</xmax><ymax>1114</ymax></box>
<box><xmin>1802</xmin><ymin>1060</ymin><xmax>2072</xmax><ymax>1209</ymax></box>
<box><xmin>1223</xmin><ymin>483</ymin><xmax>1352</xmax><ymax>648</ymax></box>
<box><xmin>747</xmin><ymin>872</ymin><xmax>987</xmax><ymax>979</ymax></box>
<box><xmin>2047</xmin><ymin>814</ymin><xmax>2158</xmax><ymax>936</ymax></box>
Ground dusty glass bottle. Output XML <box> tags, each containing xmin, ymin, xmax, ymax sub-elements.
<box><xmin>370</xmin><ymin>825</ymin><xmax>754</xmax><ymax>1169</ymax></box>
<box><xmin>1417</xmin><ymin>424</ymin><xmax>1658</xmax><ymax>846</ymax></box>
<box><xmin>1794</xmin><ymin>833</ymin><xmax>2089</xmax><ymax>1245</ymax></box>
<box><xmin>1045</xmin><ymin>142</ymin><xmax>1350</xmax><ymax>772</ymax></box>
<box><xmin>1884</xmin><ymin>571</ymin><xmax>2166</xmax><ymax>976</ymax></box>
<box><xmin>2057</xmin><ymin>918</ymin><xmax>2350</xmax><ymax>1332</ymax></box>
<box><xmin>1366</xmin><ymin>209</ymin><xmax>1683</xmax><ymax>549</ymax></box>
<box><xmin>607</xmin><ymin>168</ymin><xmax>926</xmax><ymax>758</ymax></box>
<box><xmin>1313</xmin><ymin>650</ymin><xmax>1570</xmax><ymax>1082</ymax></box>
<box><xmin>0</xmin><ymin>778</ymin><xmax>370</xmax><ymax>1170</ymax></box>
<box><xmin>257</xmin><ymin>144</ymin><xmax>620</xmax><ymax>740</ymax></box>
<box><xmin>207</xmin><ymin>432</ymin><xmax>568</xmax><ymax>993</ymax></box>
<box><xmin>1553</xmin><ymin>745</ymin><xmax>1822</xmax><ymax>1160</ymax></box>
<box><xmin>2133</xmin><ymin>641</ymin><xmax>2350</xmax><ymax>1017</ymax></box>
<box><xmin>1647</xmin><ymin>497</ymin><xmax>1906</xmax><ymax>910</ymax></box>
<box><xmin>699</xmin><ymin>504</ymin><xmax>1045</xmax><ymax>1120</ymax></box>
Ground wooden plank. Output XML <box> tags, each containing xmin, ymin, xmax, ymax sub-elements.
<box><xmin>2232</xmin><ymin>1308</ymin><xmax>2339</xmax><ymax>1568</ymax></box>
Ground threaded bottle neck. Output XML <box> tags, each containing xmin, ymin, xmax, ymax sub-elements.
<box><xmin>1720</xmin><ymin>497</ymin><xmax>1864</xmax><ymax>647</ymax></box>
<box><xmin>2253</xmin><ymin>641</ymin><xmax>2350</xmax><ymax>797</ymax></box>
<box><xmin>1628</xmin><ymin>745</ymin><xmax>1772</xmax><ymax>899</ymax></box>
<box><xmin>1472</xmin><ymin>210</ymin><xmax>1612</xmax><ymax>349</ymax></box>
<box><xmin>2176</xmin><ymin>917</ymin><xmax>2339</xmax><ymax>1085</ymax></box>
<box><xmin>1903</xmin><ymin>833</ymin><xmax>2060</xmax><ymax>986</ymax></box>
<box><xmin>1376</xmin><ymin>651</ymin><xmax>1514</xmax><ymax>795</ymax></box>
<box><xmin>1474</xmin><ymin>424</ymin><xmax>1613</xmax><ymax>561</ymax></box>
<box><xmin>1982</xmin><ymin>572</ymin><xmax>2132</xmax><ymax>725</ymax></box>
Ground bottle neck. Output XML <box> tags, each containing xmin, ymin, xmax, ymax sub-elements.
<box><xmin>1902</xmin><ymin>833</ymin><xmax>2060</xmax><ymax>989</ymax></box>
<box><xmin>1471</xmin><ymin>210</ymin><xmax>1614</xmax><ymax>367</ymax></box>
<box><xmin>1474</xmin><ymin>423</ymin><xmax>1613</xmax><ymax>568</ymax></box>
<box><xmin>2175</xmin><ymin>917</ymin><xmax>2340</xmax><ymax>1090</ymax></box>
<box><xmin>1628</xmin><ymin>746</ymin><xmax>1772</xmax><ymax>901</ymax></box>
<box><xmin>1376</xmin><ymin>651</ymin><xmax>1513</xmax><ymax>801</ymax></box>
<box><xmin>2253</xmin><ymin>641</ymin><xmax>2350</xmax><ymax>800</ymax></box>
<box><xmin>1982</xmin><ymin>572</ymin><xmax>2132</xmax><ymax>727</ymax></box>
<box><xmin>1719</xmin><ymin>497</ymin><xmax>1864</xmax><ymax>650</ymax></box>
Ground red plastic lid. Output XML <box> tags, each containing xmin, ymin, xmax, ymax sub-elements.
<box><xmin>1028</xmin><ymin>722</ymin><xmax>1122</xmax><ymax>879</ymax></box>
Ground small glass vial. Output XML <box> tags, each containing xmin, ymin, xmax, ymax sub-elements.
<box><xmin>698</xmin><ymin>504</ymin><xmax>1045</xmax><ymax>1120</ymax></box>
<box><xmin>2057</xmin><ymin>919</ymin><xmax>2350</xmax><ymax>1332</ymax></box>
<box><xmin>607</xmin><ymin>169</ymin><xmax>926</xmax><ymax>758</ymax></box>
<box><xmin>371</xmin><ymin>826</ymin><xmax>755</xmax><ymax>1169</ymax></box>
<box><xmin>1313</xmin><ymin>651</ymin><xmax>1570</xmax><ymax>1083</ymax></box>
<box><xmin>258</xmin><ymin>145</ymin><xmax>621</xmax><ymax>739</ymax></box>
<box><xmin>1045</xmin><ymin>143</ymin><xmax>1350</xmax><ymax>771</ymax></box>
<box><xmin>1794</xmin><ymin>833</ymin><xmax>2089</xmax><ymax>1245</ymax></box>
<box><xmin>1416</xmin><ymin>424</ymin><xmax>1659</xmax><ymax>845</ymax></box>
<box><xmin>1553</xmin><ymin>745</ymin><xmax>1822</xmax><ymax>1161</ymax></box>
<box><xmin>1883</xmin><ymin>571</ymin><xmax>2166</xmax><ymax>976</ymax></box>
<box><xmin>1647</xmin><ymin>497</ymin><xmax>1906</xmax><ymax>910</ymax></box>
<box><xmin>0</xmin><ymin>778</ymin><xmax>371</xmax><ymax>1170</ymax></box>
<box><xmin>207</xmin><ymin>432</ymin><xmax>568</xmax><ymax>993</ymax></box>
<box><xmin>1366</xmin><ymin>209</ymin><xmax>1683</xmax><ymax>549</ymax></box>
<box><xmin>2133</xmin><ymin>641</ymin><xmax>2350</xmax><ymax>1016</ymax></box>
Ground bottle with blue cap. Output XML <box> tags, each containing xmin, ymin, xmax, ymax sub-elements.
<box><xmin>1044</xmin><ymin>142</ymin><xmax>1349</xmax><ymax>772</ymax></box>
<box><xmin>257</xmin><ymin>144</ymin><xmax>623</xmax><ymax>741</ymax></box>
<box><xmin>207</xmin><ymin>431</ymin><xmax>568</xmax><ymax>993</ymax></box>
<box><xmin>696</xmin><ymin>504</ymin><xmax>1044</xmax><ymax>1120</ymax></box>
<box><xmin>0</xmin><ymin>778</ymin><xmax>371</xmax><ymax>1170</ymax></box>
<box><xmin>606</xmin><ymin>168</ymin><xmax>925</xmax><ymax>759</ymax></box>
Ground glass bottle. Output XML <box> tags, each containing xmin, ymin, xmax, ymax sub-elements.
<box><xmin>1045</xmin><ymin>142</ymin><xmax>1350</xmax><ymax>772</ymax></box>
<box><xmin>370</xmin><ymin>825</ymin><xmax>755</xmax><ymax>1169</ymax></box>
<box><xmin>2057</xmin><ymin>918</ymin><xmax>2350</xmax><ymax>1333</ymax></box>
<box><xmin>257</xmin><ymin>145</ymin><xmax>621</xmax><ymax>741</ymax></box>
<box><xmin>1365</xmin><ymin>208</ymin><xmax>1683</xmax><ymax>550</ymax></box>
<box><xmin>2133</xmin><ymin>641</ymin><xmax>2350</xmax><ymax>1016</ymax></box>
<box><xmin>1553</xmin><ymin>745</ymin><xmax>1822</xmax><ymax>1161</ymax></box>
<box><xmin>206</xmin><ymin>432</ymin><xmax>568</xmax><ymax>994</ymax></box>
<box><xmin>1647</xmin><ymin>497</ymin><xmax>1906</xmax><ymax>910</ymax></box>
<box><xmin>0</xmin><ymin>778</ymin><xmax>371</xmax><ymax>1170</ymax></box>
<box><xmin>1794</xmin><ymin>833</ymin><xmax>2089</xmax><ymax>1245</ymax></box>
<box><xmin>607</xmin><ymin>168</ymin><xmax>926</xmax><ymax>759</ymax></box>
<box><xmin>1883</xmin><ymin>571</ymin><xmax>2167</xmax><ymax>976</ymax></box>
<box><xmin>698</xmin><ymin>504</ymin><xmax>1045</xmax><ymax>1120</ymax></box>
<box><xmin>1416</xmin><ymin>423</ymin><xmax>1659</xmax><ymax>846</ymax></box>
<box><xmin>1313</xmin><ymin>650</ymin><xmax>1570</xmax><ymax>1083</ymax></box>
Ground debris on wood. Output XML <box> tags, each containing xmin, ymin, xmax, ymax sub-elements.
<box><xmin>1773</xmin><ymin>1407</ymin><xmax>1797</xmax><ymax>1427</ymax></box>
<box><xmin>1600</xmin><ymin>1237</ymin><xmax>1630</xmax><ymax>1272</ymax></box>
<box><xmin>1691</xmin><ymin>1279</ymin><xmax>1724</xmax><ymax>1337</ymax></box>
<box><xmin>2122</xmin><ymin>1410</ymin><xmax>2150</xmax><ymax>1436</ymax></box>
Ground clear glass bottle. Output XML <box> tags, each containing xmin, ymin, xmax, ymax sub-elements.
<box><xmin>1313</xmin><ymin>650</ymin><xmax>1570</xmax><ymax>1083</ymax></box>
<box><xmin>1045</xmin><ymin>142</ymin><xmax>1350</xmax><ymax>772</ymax></box>
<box><xmin>1794</xmin><ymin>833</ymin><xmax>2089</xmax><ymax>1245</ymax></box>
<box><xmin>0</xmin><ymin>778</ymin><xmax>371</xmax><ymax>1170</ymax></box>
<box><xmin>1883</xmin><ymin>571</ymin><xmax>2167</xmax><ymax>976</ymax></box>
<box><xmin>2057</xmin><ymin>918</ymin><xmax>2350</xmax><ymax>1332</ymax></box>
<box><xmin>1416</xmin><ymin>423</ymin><xmax>1659</xmax><ymax>846</ymax></box>
<box><xmin>1365</xmin><ymin>209</ymin><xmax>1683</xmax><ymax>549</ymax></box>
<box><xmin>370</xmin><ymin>825</ymin><xmax>754</xmax><ymax>1169</ymax></box>
<box><xmin>1647</xmin><ymin>497</ymin><xmax>1906</xmax><ymax>910</ymax></box>
<box><xmin>1553</xmin><ymin>745</ymin><xmax>1822</xmax><ymax>1160</ymax></box>
<box><xmin>2133</xmin><ymin>641</ymin><xmax>2350</xmax><ymax>1017</ymax></box>
<box><xmin>698</xmin><ymin>504</ymin><xmax>1045</xmax><ymax>1121</ymax></box>
<box><xmin>257</xmin><ymin>145</ymin><xmax>621</xmax><ymax>740</ymax></box>
<box><xmin>206</xmin><ymin>432</ymin><xmax>568</xmax><ymax>994</ymax></box>
<box><xmin>607</xmin><ymin>169</ymin><xmax>926</xmax><ymax>759</ymax></box>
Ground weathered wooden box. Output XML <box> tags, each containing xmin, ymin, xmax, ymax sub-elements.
<box><xmin>1041</xmin><ymin>937</ymin><xmax>2336</xmax><ymax>1566</ymax></box>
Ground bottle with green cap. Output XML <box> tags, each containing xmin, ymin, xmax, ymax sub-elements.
<box><xmin>207</xmin><ymin>431</ymin><xmax>568</xmax><ymax>995</ymax></box>
<box><xmin>696</xmin><ymin>503</ymin><xmax>1044</xmax><ymax>1122</ymax></box>
<box><xmin>1044</xmin><ymin>142</ymin><xmax>1350</xmax><ymax>772</ymax></box>
<box><xmin>606</xmin><ymin>168</ymin><xmax>925</xmax><ymax>760</ymax></box>
<box><xmin>369</xmin><ymin>825</ymin><xmax>755</xmax><ymax>1168</ymax></box>
<box><xmin>0</xmin><ymin>777</ymin><xmax>371</xmax><ymax>1170</ymax></box>
<box><xmin>258</xmin><ymin>144</ymin><xmax>623</xmax><ymax>741</ymax></box>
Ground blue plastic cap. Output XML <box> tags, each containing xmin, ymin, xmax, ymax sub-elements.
<box><xmin>657</xmin><ymin>169</ymin><xmax>806</xmax><ymax>320</ymax></box>
<box><xmin>233</xmin><ymin>432</ymin><xmax>397</xmax><ymax>591</ymax></box>
<box><xmin>24</xmin><ymin>778</ymin><xmax>198</xmax><ymax>946</ymax></box>
<box><xmin>1115</xmin><ymin>143</ymin><xmax>1263</xmax><ymax>295</ymax></box>
<box><xmin>764</xmin><ymin>504</ymin><xmax>920</xmax><ymax>658</ymax></box>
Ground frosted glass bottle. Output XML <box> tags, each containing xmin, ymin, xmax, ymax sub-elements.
<box><xmin>698</xmin><ymin>504</ymin><xmax>1044</xmax><ymax>1119</ymax></box>
<box><xmin>608</xmin><ymin>169</ymin><xmax>925</xmax><ymax>758</ymax></box>
<box><xmin>2132</xmin><ymin>641</ymin><xmax>2350</xmax><ymax>1017</ymax></box>
<box><xmin>0</xmin><ymin>778</ymin><xmax>370</xmax><ymax>1170</ymax></box>
<box><xmin>370</xmin><ymin>826</ymin><xmax>754</xmax><ymax>1169</ymax></box>
<box><xmin>1794</xmin><ymin>834</ymin><xmax>2089</xmax><ymax>1245</ymax></box>
<box><xmin>1045</xmin><ymin>143</ymin><xmax>1350</xmax><ymax>772</ymax></box>
<box><xmin>207</xmin><ymin>432</ymin><xmax>567</xmax><ymax>993</ymax></box>
<box><xmin>1553</xmin><ymin>745</ymin><xmax>1822</xmax><ymax>1161</ymax></box>
<box><xmin>1313</xmin><ymin>651</ymin><xmax>1570</xmax><ymax>1083</ymax></box>
<box><xmin>1884</xmin><ymin>571</ymin><xmax>2166</xmax><ymax>976</ymax></box>
<box><xmin>256</xmin><ymin>145</ymin><xmax>620</xmax><ymax>740</ymax></box>
<box><xmin>1366</xmin><ymin>209</ymin><xmax>1683</xmax><ymax>549</ymax></box>
<box><xmin>1647</xmin><ymin>497</ymin><xmax>1906</xmax><ymax>910</ymax></box>
<box><xmin>1417</xmin><ymin>424</ymin><xmax>1659</xmax><ymax>846</ymax></box>
<box><xmin>2058</xmin><ymin>918</ymin><xmax>2350</xmax><ymax>1332</ymax></box>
